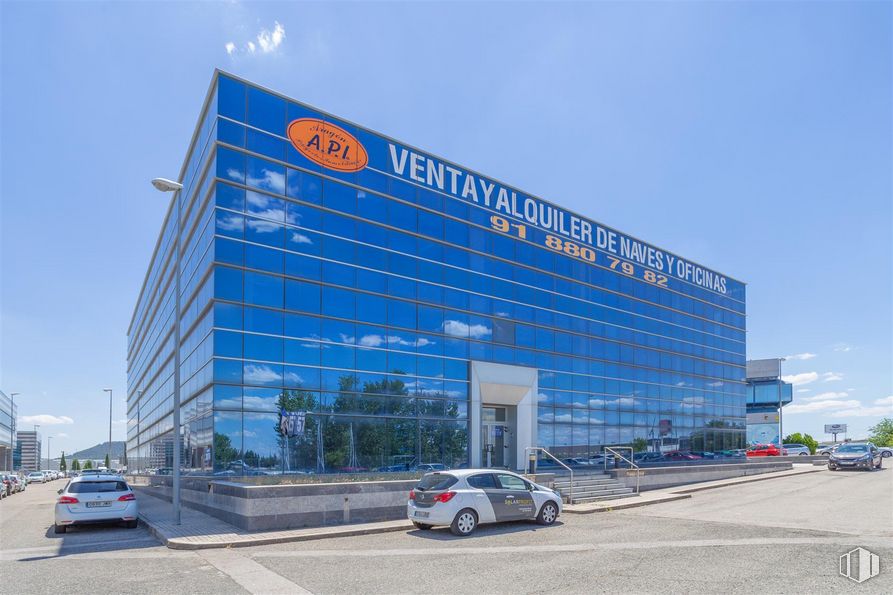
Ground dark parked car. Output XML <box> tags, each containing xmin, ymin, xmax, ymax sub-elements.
<box><xmin>828</xmin><ymin>443</ymin><xmax>883</xmax><ymax>471</ymax></box>
<box><xmin>633</xmin><ymin>452</ymin><xmax>665</xmax><ymax>463</ymax></box>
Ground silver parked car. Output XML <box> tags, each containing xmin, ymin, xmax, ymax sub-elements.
<box><xmin>54</xmin><ymin>474</ymin><xmax>139</xmax><ymax>533</ymax></box>
<box><xmin>782</xmin><ymin>444</ymin><xmax>811</xmax><ymax>456</ymax></box>
<box><xmin>827</xmin><ymin>443</ymin><xmax>883</xmax><ymax>471</ymax></box>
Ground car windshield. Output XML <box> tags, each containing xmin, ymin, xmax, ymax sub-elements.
<box><xmin>415</xmin><ymin>474</ymin><xmax>457</xmax><ymax>491</ymax></box>
<box><xmin>836</xmin><ymin>445</ymin><xmax>868</xmax><ymax>453</ymax></box>
<box><xmin>68</xmin><ymin>481</ymin><xmax>129</xmax><ymax>493</ymax></box>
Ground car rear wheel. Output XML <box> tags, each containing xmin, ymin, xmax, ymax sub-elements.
<box><xmin>412</xmin><ymin>521</ymin><xmax>432</xmax><ymax>530</ymax></box>
<box><xmin>54</xmin><ymin>524</ymin><xmax>66</xmax><ymax>534</ymax></box>
<box><xmin>799</xmin><ymin>452</ymin><xmax>807</xmax><ymax>456</ymax></box>
<box><xmin>450</xmin><ymin>509</ymin><xmax>478</xmax><ymax>536</ymax></box>
<box><xmin>125</xmin><ymin>520</ymin><xmax>139</xmax><ymax>529</ymax></box>
<box><xmin>537</xmin><ymin>501</ymin><xmax>559</xmax><ymax>525</ymax></box>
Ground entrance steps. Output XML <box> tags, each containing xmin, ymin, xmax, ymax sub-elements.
<box><xmin>552</xmin><ymin>471</ymin><xmax>638</xmax><ymax>504</ymax></box>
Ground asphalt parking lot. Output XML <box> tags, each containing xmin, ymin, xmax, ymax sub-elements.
<box><xmin>2</xmin><ymin>467</ymin><xmax>891</xmax><ymax>594</ymax></box>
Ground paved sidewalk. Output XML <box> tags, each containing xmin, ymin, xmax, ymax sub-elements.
<box><xmin>136</xmin><ymin>491</ymin><xmax>412</xmax><ymax>550</ymax></box>
<box><xmin>138</xmin><ymin>465</ymin><xmax>825</xmax><ymax>549</ymax></box>
<box><xmin>564</xmin><ymin>464</ymin><xmax>824</xmax><ymax>514</ymax></box>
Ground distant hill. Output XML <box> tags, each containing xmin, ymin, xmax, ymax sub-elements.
<box><xmin>67</xmin><ymin>441</ymin><xmax>126</xmax><ymax>461</ymax></box>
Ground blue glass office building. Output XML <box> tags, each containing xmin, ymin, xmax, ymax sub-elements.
<box><xmin>127</xmin><ymin>71</ymin><xmax>746</xmax><ymax>474</ymax></box>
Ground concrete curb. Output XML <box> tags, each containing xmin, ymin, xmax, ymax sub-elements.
<box><xmin>139</xmin><ymin>512</ymin><xmax>413</xmax><ymax>550</ymax></box>
<box><xmin>564</xmin><ymin>493</ymin><xmax>692</xmax><ymax>514</ymax></box>
<box><xmin>670</xmin><ymin>467</ymin><xmax>824</xmax><ymax>494</ymax></box>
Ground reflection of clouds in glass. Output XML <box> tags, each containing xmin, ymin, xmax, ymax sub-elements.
<box><xmin>442</xmin><ymin>320</ymin><xmax>491</xmax><ymax>339</ymax></box>
<box><xmin>243</xmin><ymin>396</ymin><xmax>276</xmax><ymax>409</ymax></box>
<box><xmin>244</xmin><ymin>364</ymin><xmax>282</xmax><ymax>384</ymax></box>
<box><xmin>217</xmin><ymin>214</ymin><xmax>243</xmax><ymax>231</ymax></box>
<box><xmin>707</xmin><ymin>381</ymin><xmax>724</xmax><ymax>388</ymax></box>
<box><xmin>226</xmin><ymin>168</ymin><xmax>242</xmax><ymax>181</ymax></box>
<box><xmin>537</xmin><ymin>392</ymin><xmax>550</xmax><ymax>403</ymax></box>
<box><xmin>216</xmin><ymin>397</ymin><xmax>243</xmax><ymax>409</ymax></box>
<box><xmin>285</xmin><ymin>372</ymin><xmax>304</xmax><ymax>384</ymax></box>
<box><xmin>358</xmin><ymin>334</ymin><xmax>435</xmax><ymax>348</ymax></box>
<box><xmin>247</xmin><ymin>168</ymin><xmax>285</xmax><ymax>193</ymax></box>
<box><xmin>554</xmin><ymin>411</ymin><xmax>572</xmax><ymax>423</ymax></box>
<box><xmin>247</xmin><ymin>191</ymin><xmax>286</xmax><ymax>223</ymax></box>
<box><xmin>247</xmin><ymin>218</ymin><xmax>282</xmax><ymax>233</ymax></box>
<box><xmin>538</xmin><ymin>411</ymin><xmax>554</xmax><ymax>422</ymax></box>
<box><xmin>290</xmin><ymin>231</ymin><xmax>312</xmax><ymax>244</ymax></box>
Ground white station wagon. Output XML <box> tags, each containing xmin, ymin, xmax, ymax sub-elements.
<box><xmin>407</xmin><ymin>469</ymin><xmax>562</xmax><ymax>536</ymax></box>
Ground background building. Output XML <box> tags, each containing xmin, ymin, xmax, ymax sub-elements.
<box><xmin>15</xmin><ymin>430</ymin><xmax>41</xmax><ymax>472</ymax></box>
<box><xmin>0</xmin><ymin>390</ymin><xmax>15</xmax><ymax>470</ymax></box>
<box><xmin>745</xmin><ymin>358</ymin><xmax>793</xmax><ymax>445</ymax></box>
<box><xmin>127</xmin><ymin>71</ymin><xmax>747</xmax><ymax>475</ymax></box>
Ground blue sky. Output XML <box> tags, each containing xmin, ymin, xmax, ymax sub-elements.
<box><xmin>1</xmin><ymin>1</ymin><xmax>890</xmax><ymax>454</ymax></box>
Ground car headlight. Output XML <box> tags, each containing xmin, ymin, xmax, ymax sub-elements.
<box><xmin>858</xmin><ymin>454</ymin><xmax>871</xmax><ymax>460</ymax></box>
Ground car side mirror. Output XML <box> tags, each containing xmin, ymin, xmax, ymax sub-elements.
<box><xmin>57</xmin><ymin>489</ymin><xmax>63</xmax><ymax>495</ymax></box>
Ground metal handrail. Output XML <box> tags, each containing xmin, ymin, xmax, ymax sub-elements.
<box><xmin>604</xmin><ymin>446</ymin><xmax>641</xmax><ymax>494</ymax></box>
<box><xmin>525</xmin><ymin>447</ymin><xmax>573</xmax><ymax>504</ymax></box>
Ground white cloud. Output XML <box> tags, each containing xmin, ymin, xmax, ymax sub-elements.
<box><xmin>833</xmin><ymin>343</ymin><xmax>853</xmax><ymax>352</ymax></box>
<box><xmin>822</xmin><ymin>372</ymin><xmax>843</xmax><ymax>382</ymax></box>
<box><xmin>443</xmin><ymin>320</ymin><xmax>491</xmax><ymax>339</ymax></box>
<box><xmin>830</xmin><ymin>405</ymin><xmax>893</xmax><ymax>417</ymax></box>
<box><xmin>56</xmin><ymin>433</ymin><xmax>69</xmax><ymax>438</ymax></box>
<box><xmin>226</xmin><ymin>22</ymin><xmax>285</xmax><ymax>56</ymax></box>
<box><xmin>244</xmin><ymin>364</ymin><xmax>281</xmax><ymax>384</ymax></box>
<box><xmin>796</xmin><ymin>389</ymin><xmax>811</xmax><ymax>393</ymax></box>
<box><xmin>290</xmin><ymin>232</ymin><xmax>312</xmax><ymax>245</ymax></box>
<box><xmin>257</xmin><ymin>21</ymin><xmax>286</xmax><ymax>53</ymax></box>
<box><xmin>784</xmin><ymin>352</ymin><xmax>817</xmax><ymax>361</ymax></box>
<box><xmin>19</xmin><ymin>414</ymin><xmax>74</xmax><ymax>425</ymax></box>
<box><xmin>875</xmin><ymin>396</ymin><xmax>893</xmax><ymax>406</ymax></box>
<box><xmin>803</xmin><ymin>391</ymin><xmax>848</xmax><ymax>402</ymax></box>
<box><xmin>781</xmin><ymin>372</ymin><xmax>818</xmax><ymax>386</ymax></box>
<box><xmin>784</xmin><ymin>399</ymin><xmax>860</xmax><ymax>414</ymax></box>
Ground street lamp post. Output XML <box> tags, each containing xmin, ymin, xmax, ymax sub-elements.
<box><xmin>103</xmin><ymin>388</ymin><xmax>113</xmax><ymax>467</ymax></box>
<box><xmin>9</xmin><ymin>393</ymin><xmax>19</xmax><ymax>471</ymax></box>
<box><xmin>151</xmin><ymin>177</ymin><xmax>184</xmax><ymax>525</ymax></box>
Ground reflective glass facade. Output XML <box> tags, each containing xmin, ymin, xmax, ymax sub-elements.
<box><xmin>127</xmin><ymin>71</ymin><xmax>746</xmax><ymax>475</ymax></box>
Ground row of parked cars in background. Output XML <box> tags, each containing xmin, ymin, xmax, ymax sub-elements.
<box><xmin>1</xmin><ymin>469</ymin><xmax>64</xmax><ymax>498</ymax></box>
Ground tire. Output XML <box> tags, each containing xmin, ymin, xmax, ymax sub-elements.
<box><xmin>412</xmin><ymin>521</ymin><xmax>432</xmax><ymax>530</ymax></box>
<box><xmin>125</xmin><ymin>520</ymin><xmax>139</xmax><ymax>529</ymax></box>
<box><xmin>828</xmin><ymin>465</ymin><xmax>835</xmax><ymax>471</ymax></box>
<box><xmin>537</xmin><ymin>501</ymin><xmax>559</xmax><ymax>526</ymax></box>
<box><xmin>54</xmin><ymin>524</ymin><xmax>66</xmax><ymax>534</ymax></box>
<box><xmin>882</xmin><ymin>451</ymin><xmax>892</xmax><ymax>458</ymax></box>
<box><xmin>876</xmin><ymin>459</ymin><xmax>883</xmax><ymax>469</ymax></box>
<box><xmin>450</xmin><ymin>509</ymin><xmax>478</xmax><ymax>536</ymax></box>
<box><xmin>799</xmin><ymin>452</ymin><xmax>807</xmax><ymax>456</ymax></box>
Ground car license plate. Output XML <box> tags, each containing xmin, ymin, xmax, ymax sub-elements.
<box><xmin>414</xmin><ymin>511</ymin><xmax>429</xmax><ymax>518</ymax></box>
<box><xmin>840</xmin><ymin>462</ymin><xmax>854</xmax><ymax>466</ymax></box>
<box><xmin>86</xmin><ymin>501</ymin><xmax>111</xmax><ymax>508</ymax></box>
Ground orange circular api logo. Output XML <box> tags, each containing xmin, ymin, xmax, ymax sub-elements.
<box><xmin>287</xmin><ymin>118</ymin><xmax>368</xmax><ymax>172</ymax></box>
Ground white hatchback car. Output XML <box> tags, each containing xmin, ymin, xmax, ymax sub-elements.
<box><xmin>407</xmin><ymin>469</ymin><xmax>562</xmax><ymax>536</ymax></box>
<box><xmin>54</xmin><ymin>475</ymin><xmax>138</xmax><ymax>533</ymax></box>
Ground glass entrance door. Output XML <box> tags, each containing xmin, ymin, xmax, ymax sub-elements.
<box><xmin>482</xmin><ymin>407</ymin><xmax>511</xmax><ymax>468</ymax></box>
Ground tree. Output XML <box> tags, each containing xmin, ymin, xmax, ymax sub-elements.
<box><xmin>867</xmin><ymin>418</ymin><xmax>893</xmax><ymax>447</ymax></box>
<box><xmin>104</xmin><ymin>453</ymin><xmax>111</xmax><ymax>469</ymax></box>
<box><xmin>783</xmin><ymin>432</ymin><xmax>819</xmax><ymax>454</ymax></box>
<box><xmin>59</xmin><ymin>452</ymin><xmax>67</xmax><ymax>472</ymax></box>
<box><xmin>83</xmin><ymin>460</ymin><xmax>93</xmax><ymax>470</ymax></box>
<box><xmin>72</xmin><ymin>459</ymin><xmax>80</xmax><ymax>471</ymax></box>
<box><xmin>631</xmin><ymin>437</ymin><xmax>648</xmax><ymax>453</ymax></box>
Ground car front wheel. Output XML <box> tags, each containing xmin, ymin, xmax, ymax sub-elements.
<box><xmin>450</xmin><ymin>509</ymin><xmax>478</xmax><ymax>536</ymax></box>
<box><xmin>54</xmin><ymin>524</ymin><xmax>66</xmax><ymax>534</ymax></box>
<box><xmin>537</xmin><ymin>501</ymin><xmax>559</xmax><ymax>525</ymax></box>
